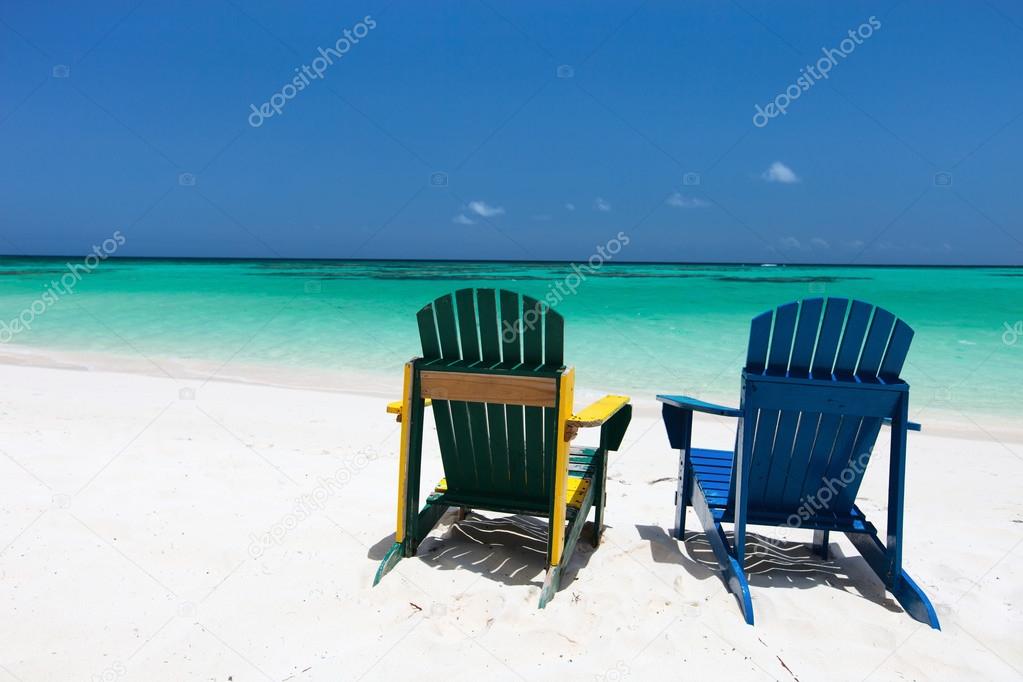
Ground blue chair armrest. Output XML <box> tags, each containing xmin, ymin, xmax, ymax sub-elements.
<box><xmin>657</xmin><ymin>394</ymin><xmax>742</xmax><ymax>418</ymax></box>
<box><xmin>882</xmin><ymin>417</ymin><xmax>922</xmax><ymax>432</ymax></box>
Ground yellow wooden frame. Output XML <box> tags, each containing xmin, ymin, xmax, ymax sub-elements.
<box><xmin>549</xmin><ymin>367</ymin><xmax>575</xmax><ymax>566</ymax></box>
<box><xmin>393</xmin><ymin>362</ymin><xmax>413</xmax><ymax>543</ymax></box>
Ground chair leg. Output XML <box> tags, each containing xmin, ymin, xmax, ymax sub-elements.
<box><xmin>847</xmin><ymin>531</ymin><xmax>940</xmax><ymax>629</ymax></box>
<box><xmin>812</xmin><ymin>529</ymin><xmax>830</xmax><ymax>560</ymax></box>
<box><xmin>690</xmin><ymin>485</ymin><xmax>754</xmax><ymax>624</ymax></box>
<box><xmin>592</xmin><ymin>450</ymin><xmax>608</xmax><ymax>547</ymax></box>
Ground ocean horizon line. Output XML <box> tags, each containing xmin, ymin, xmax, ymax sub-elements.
<box><xmin>1</xmin><ymin>254</ymin><xmax>1020</xmax><ymax>269</ymax></box>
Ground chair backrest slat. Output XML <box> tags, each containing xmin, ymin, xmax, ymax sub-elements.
<box><xmin>455</xmin><ymin>289</ymin><xmax>481</xmax><ymax>364</ymax></box>
<box><xmin>879</xmin><ymin>320</ymin><xmax>914</xmax><ymax>381</ymax></box>
<box><xmin>477</xmin><ymin>288</ymin><xmax>501</xmax><ymax>365</ymax></box>
<box><xmin>789</xmin><ymin>298</ymin><xmax>824</xmax><ymax>374</ymax></box>
<box><xmin>810</xmin><ymin>298</ymin><xmax>849</xmax><ymax>376</ymax></box>
<box><xmin>834</xmin><ymin>300</ymin><xmax>872</xmax><ymax>376</ymax></box>
<box><xmin>766</xmin><ymin>302</ymin><xmax>798</xmax><ymax>373</ymax></box>
<box><xmin>857</xmin><ymin>308</ymin><xmax>896</xmax><ymax>378</ymax></box>
<box><xmin>746</xmin><ymin>311</ymin><xmax>773</xmax><ymax>373</ymax></box>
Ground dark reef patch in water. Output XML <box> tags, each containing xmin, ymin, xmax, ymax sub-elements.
<box><xmin>713</xmin><ymin>276</ymin><xmax>870</xmax><ymax>284</ymax></box>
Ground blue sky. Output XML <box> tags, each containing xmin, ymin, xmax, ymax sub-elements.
<box><xmin>1</xmin><ymin>1</ymin><xmax>1021</xmax><ymax>264</ymax></box>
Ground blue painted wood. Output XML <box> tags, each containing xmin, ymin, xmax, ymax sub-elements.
<box><xmin>789</xmin><ymin>298</ymin><xmax>824</xmax><ymax>375</ymax></box>
<box><xmin>811</xmin><ymin>297</ymin><xmax>848</xmax><ymax>376</ymax></box>
<box><xmin>658</xmin><ymin>297</ymin><xmax>937</xmax><ymax>628</ymax></box>
<box><xmin>746</xmin><ymin>311</ymin><xmax>773</xmax><ymax>373</ymax></box>
<box><xmin>834</xmin><ymin>300</ymin><xmax>872</xmax><ymax>376</ymax></box>
<box><xmin>767</xmin><ymin>302</ymin><xmax>798</xmax><ymax>373</ymax></box>
<box><xmin>858</xmin><ymin>308</ymin><xmax>896</xmax><ymax>378</ymax></box>
<box><xmin>657</xmin><ymin>395</ymin><xmax>742</xmax><ymax>417</ymax></box>
<box><xmin>880</xmin><ymin>320</ymin><xmax>914</xmax><ymax>381</ymax></box>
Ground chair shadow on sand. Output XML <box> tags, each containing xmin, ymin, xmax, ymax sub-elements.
<box><xmin>368</xmin><ymin>510</ymin><xmax>595</xmax><ymax>592</ymax></box>
<box><xmin>635</xmin><ymin>524</ymin><xmax>903</xmax><ymax>614</ymax></box>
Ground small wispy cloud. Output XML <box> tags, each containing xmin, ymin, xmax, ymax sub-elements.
<box><xmin>666</xmin><ymin>192</ymin><xmax>709</xmax><ymax>208</ymax></box>
<box><xmin>565</xmin><ymin>203</ymin><xmax>575</xmax><ymax>211</ymax></box>
<box><xmin>810</xmin><ymin>237</ymin><xmax>830</xmax><ymax>249</ymax></box>
<box><xmin>761</xmin><ymin>161</ymin><xmax>800</xmax><ymax>184</ymax></box>
<box><xmin>468</xmin><ymin>200</ymin><xmax>505</xmax><ymax>218</ymax></box>
<box><xmin>780</xmin><ymin>236</ymin><xmax>801</xmax><ymax>250</ymax></box>
<box><xmin>452</xmin><ymin>214</ymin><xmax>475</xmax><ymax>225</ymax></box>
<box><xmin>594</xmin><ymin>197</ymin><xmax>611</xmax><ymax>212</ymax></box>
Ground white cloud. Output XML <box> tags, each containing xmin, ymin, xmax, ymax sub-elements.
<box><xmin>452</xmin><ymin>214</ymin><xmax>475</xmax><ymax>225</ymax></box>
<box><xmin>761</xmin><ymin>161</ymin><xmax>800</xmax><ymax>184</ymax></box>
<box><xmin>468</xmin><ymin>200</ymin><xmax>505</xmax><ymax>218</ymax></box>
<box><xmin>666</xmin><ymin>192</ymin><xmax>709</xmax><ymax>208</ymax></box>
<box><xmin>780</xmin><ymin>236</ymin><xmax>802</xmax><ymax>250</ymax></box>
<box><xmin>565</xmin><ymin>203</ymin><xmax>575</xmax><ymax>211</ymax></box>
<box><xmin>810</xmin><ymin>237</ymin><xmax>830</xmax><ymax>249</ymax></box>
<box><xmin>594</xmin><ymin>197</ymin><xmax>611</xmax><ymax>212</ymax></box>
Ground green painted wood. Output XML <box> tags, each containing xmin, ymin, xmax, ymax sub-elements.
<box><xmin>416</xmin><ymin>304</ymin><xmax>441</xmax><ymax>359</ymax></box>
<box><xmin>522</xmin><ymin>294</ymin><xmax>544</xmax><ymax>369</ymax></box>
<box><xmin>544</xmin><ymin>305</ymin><xmax>565</xmax><ymax>368</ymax></box>
<box><xmin>433</xmin><ymin>293</ymin><xmax>460</xmax><ymax>359</ymax></box>
<box><xmin>524</xmin><ymin>405</ymin><xmax>545</xmax><ymax>499</ymax></box>
<box><xmin>499</xmin><ymin>289</ymin><xmax>521</xmax><ymax>365</ymax></box>
<box><xmin>455</xmin><ymin>288</ymin><xmax>481</xmax><ymax>363</ymax></box>
<box><xmin>506</xmin><ymin>403</ymin><xmax>527</xmax><ymax>492</ymax></box>
<box><xmin>476</xmin><ymin>288</ymin><xmax>501</xmax><ymax>365</ymax></box>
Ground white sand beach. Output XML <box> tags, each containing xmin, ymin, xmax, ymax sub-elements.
<box><xmin>1</xmin><ymin>356</ymin><xmax>1021</xmax><ymax>681</ymax></box>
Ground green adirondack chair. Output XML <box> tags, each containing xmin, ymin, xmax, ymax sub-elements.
<box><xmin>374</xmin><ymin>288</ymin><xmax>632</xmax><ymax>607</ymax></box>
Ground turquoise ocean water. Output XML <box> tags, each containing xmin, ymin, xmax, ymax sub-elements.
<box><xmin>0</xmin><ymin>258</ymin><xmax>1020</xmax><ymax>418</ymax></box>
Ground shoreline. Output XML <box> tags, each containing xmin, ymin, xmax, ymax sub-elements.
<box><xmin>1</xmin><ymin>342</ymin><xmax>1019</xmax><ymax>445</ymax></box>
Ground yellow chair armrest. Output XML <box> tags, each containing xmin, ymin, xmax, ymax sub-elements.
<box><xmin>567</xmin><ymin>395</ymin><xmax>630</xmax><ymax>429</ymax></box>
<box><xmin>386</xmin><ymin>399</ymin><xmax>432</xmax><ymax>421</ymax></box>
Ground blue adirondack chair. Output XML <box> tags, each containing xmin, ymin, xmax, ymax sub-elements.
<box><xmin>658</xmin><ymin>297</ymin><xmax>940</xmax><ymax>628</ymax></box>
